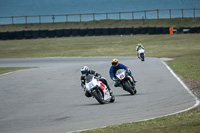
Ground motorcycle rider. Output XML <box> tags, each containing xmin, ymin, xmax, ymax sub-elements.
<box><xmin>80</xmin><ymin>66</ymin><xmax>113</xmax><ymax>97</ymax></box>
<box><xmin>109</xmin><ymin>59</ymin><xmax>136</xmax><ymax>88</ymax></box>
<box><xmin>136</xmin><ymin>43</ymin><xmax>145</xmax><ymax>58</ymax></box>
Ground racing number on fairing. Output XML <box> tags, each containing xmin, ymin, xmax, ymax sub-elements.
<box><xmin>88</xmin><ymin>82</ymin><xmax>94</xmax><ymax>89</ymax></box>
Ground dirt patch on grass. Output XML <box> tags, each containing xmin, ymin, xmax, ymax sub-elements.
<box><xmin>165</xmin><ymin>58</ymin><xmax>200</xmax><ymax>100</ymax></box>
<box><xmin>180</xmin><ymin>76</ymin><xmax>200</xmax><ymax>99</ymax></box>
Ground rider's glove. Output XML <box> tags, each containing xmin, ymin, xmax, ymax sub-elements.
<box><xmin>90</xmin><ymin>70</ymin><xmax>95</xmax><ymax>74</ymax></box>
<box><xmin>95</xmin><ymin>73</ymin><xmax>101</xmax><ymax>78</ymax></box>
<box><xmin>126</xmin><ymin>69</ymin><xmax>131</xmax><ymax>73</ymax></box>
<box><xmin>81</xmin><ymin>76</ymin><xmax>85</xmax><ymax>80</ymax></box>
<box><xmin>112</xmin><ymin>77</ymin><xmax>116</xmax><ymax>81</ymax></box>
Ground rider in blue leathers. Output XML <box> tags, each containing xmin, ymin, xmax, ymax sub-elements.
<box><xmin>109</xmin><ymin>59</ymin><xmax>136</xmax><ymax>87</ymax></box>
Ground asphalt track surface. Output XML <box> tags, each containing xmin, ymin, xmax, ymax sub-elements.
<box><xmin>0</xmin><ymin>57</ymin><xmax>199</xmax><ymax>133</ymax></box>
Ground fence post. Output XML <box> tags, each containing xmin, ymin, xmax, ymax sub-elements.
<box><xmin>106</xmin><ymin>13</ymin><xmax>108</xmax><ymax>19</ymax></box>
<box><xmin>39</xmin><ymin>15</ymin><xmax>41</xmax><ymax>24</ymax></box>
<box><xmin>52</xmin><ymin>15</ymin><xmax>55</xmax><ymax>23</ymax></box>
<box><xmin>93</xmin><ymin>13</ymin><xmax>95</xmax><ymax>21</ymax></box>
<box><xmin>12</xmin><ymin>16</ymin><xmax>14</xmax><ymax>24</ymax></box>
<box><xmin>80</xmin><ymin>14</ymin><xmax>81</xmax><ymax>22</ymax></box>
<box><xmin>182</xmin><ymin>9</ymin><xmax>184</xmax><ymax>18</ymax></box>
<box><xmin>66</xmin><ymin>15</ymin><xmax>68</xmax><ymax>22</ymax></box>
<box><xmin>145</xmin><ymin>10</ymin><xmax>146</xmax><ymax>19</ymax></box>
<box><xmin>25</xmin><ymin>16</ymin><xmax>27</xmax><ymax>24</ymax></box>
<box><xmin>132</xmin><ymin>11</ymin><xmax>134</xmax><ymax>20</ymax></box>
<box><xmin>119</xmin><ymin>12</ymin><xmax>121</xmax><ymax>20</ymax></box>
<box><xmin>157</xmin><ymin>9</ymin><xmax>159</xmax><ymax>19</ymax></box>
<box><xmin>142</xmin><ymin>16</ymin><xmax>144</xmax><ymax>24</ymax></box>
<box><xmin>169</xmin><ymin>9</ymin><xmax>171</xmax><ymax>19</ymax></box>
<box><xmin>194</xmin><ymin>8</ymin><xmax>196</xmax><ymax>18</ymax></box>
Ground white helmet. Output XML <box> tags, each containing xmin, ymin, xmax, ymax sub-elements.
<box><xmin>81</xmin><ymin>66</ymin><xmax>89</xmax><ymax>75</ymax></box>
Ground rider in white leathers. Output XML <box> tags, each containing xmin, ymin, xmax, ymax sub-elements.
<box><xmin>80</xmin><ymin>66</ymin><xmax>113</xmax><ymax>97</ymax></box>
<box><xmin>136</xmin><ymin>43</ymin><xmax>145</xmax><ymax>58</ymax></box>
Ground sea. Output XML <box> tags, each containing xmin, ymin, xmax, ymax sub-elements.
<box><xmin>0</xmin><ymin>0</ymin><xmax>200</xmax><ymax>24</ymax></box>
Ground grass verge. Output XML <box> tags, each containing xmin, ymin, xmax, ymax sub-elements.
<box><xmin>0</xmin><ymin>67</ymin><xmax>34</xmax><ymax>75</ymax></box>
<box><xmin>0</xmin><ymin>33</ymin><xmax>199</xmax><ymax>132</ymax></box>
<box><xmin>76</xmin><ymin>107</ymin><xmax>200</xmax><ymax>133</ymax></box>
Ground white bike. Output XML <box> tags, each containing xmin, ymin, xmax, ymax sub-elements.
<box><xmin>85</xmin><ymin>74</ymin><xmax>115</xmax><ymax>104</ymax></box>
<box><xmin>138</xmin><ymin>47</ymin><xmax>145</xmax><ymax>61</ymax></box>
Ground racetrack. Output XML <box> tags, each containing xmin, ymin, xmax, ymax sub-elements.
<box><xmin>0</xmin><ymin>57</ymin><xmax>199</xmax><ymax>133</ymax></box>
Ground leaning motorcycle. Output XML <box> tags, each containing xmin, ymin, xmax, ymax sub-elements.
<box><xmin>115</xmin><ymin>69</ymin><xmax>137</xmax><ymax>95</ymax></box>
<box><xmin>138</xmin><ymin>47</ymin><xmax>145</xmax><ymax>61</ymax></box>
<box><xmin>85</xmin><ymin>74</ymin><xmax>115</xmax><ymax>104</ymax></box>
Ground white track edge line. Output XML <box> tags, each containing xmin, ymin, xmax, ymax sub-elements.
<box><xmin>0</xmin><ymin>72</ymin><xmax>13</xmax><ymax>77</ymax></box>
<box><xmin>161</xmin><ymin>60</ymin><xmax>200</xmax><ymax>105</ymax></box>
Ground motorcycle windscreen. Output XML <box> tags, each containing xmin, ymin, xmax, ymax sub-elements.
<box><xmin>85</xmin><ymin>74</ymin><xmax>94</xmax><ymax>83</ymax></box>
<box><xmin>116</xmin><ymin>69</ymin><xmax>125</xmax><ymax>75</ymax></box>
<box><xmin>116</xmin><ymin>69</ymin><xmax>126</xmax><ymax>79</ymax></box>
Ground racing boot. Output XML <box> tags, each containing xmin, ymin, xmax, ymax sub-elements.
<box><xmin>129</xmin><ymin>76</ymin><xmax>136</xmax><ymax>87</ymax></box>
<box><xmin>107</xmin><ymin>85</ymin><xmax>113</xmax><ymax>96</ymax></box>
<box><xmin>131</xmin><ymin>76</ymin><xmax>137</xmax><ymax>84</ymax></box>
<box><xmin>137</xmin><ymin>53</ymin><xmax>140</xmax><ymax>59</ymax></box>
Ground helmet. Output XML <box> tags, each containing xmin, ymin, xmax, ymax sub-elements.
<box><xmin>112</xmin><ymin>59</ymin><xmax>119</xmax><ymax>67</ymax></box>
<box><xmin>81</xmin><ymin>66</ymin><xmax>89</xmax><ymax>75</ymax></box>
<box><xmin>138</xmin><ymin>43</ymin><xmax>142</xmax><ymax>47</ymax></box>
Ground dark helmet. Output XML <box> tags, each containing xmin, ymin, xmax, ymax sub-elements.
<box><xmin>138</xmin><ymin>43</ymin><xmax>142</xmax><ymax>47</ymax></box>
<box><xmin>112</xmin><ymin>59</ymin><xmax>119</xmax><ymax>67</ymax></box>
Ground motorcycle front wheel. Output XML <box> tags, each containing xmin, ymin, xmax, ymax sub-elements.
<box><xmin>92</xmin><ymin>89</ymin><xmax>105</xmax><ymax>104</ymax></box>
<box><xmin>110</xmin><ymin>95</ymin><xmax>115</xmax><ymax>103</ymax></box>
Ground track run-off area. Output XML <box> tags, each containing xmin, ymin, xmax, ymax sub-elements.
<box><xmin>0</xmin><ymin>57</ymin><xmax>199</xmax><ymax>133</ymax></box>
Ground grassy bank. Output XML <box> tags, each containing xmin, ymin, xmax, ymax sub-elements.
<box><xmin>0</xmin><ymin>18</ymin><xmax>200</xmax><ymax>32</ymax></box>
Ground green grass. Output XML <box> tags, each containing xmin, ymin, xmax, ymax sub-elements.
<box><xmin>77</xmin><ymin>107</ymin><xmax>200</xmax><ymax>133</ymax></box>
<box><xmin>0</xmin><ymin>19</ymin><xmax>200</xmax><ymax>133</ymax></box>
<box><xmin>169</xmin><ymin>56</ymin><xmax>200</xmax><ymax>81</ymax></box>
<box><xmin>0</xmin><ymin>34</ymin><xmax>199</xmax><ymax>58</ymax></box>
<box><xmin>0</xmin><ymin>67</ymin><xmax>33</xmax><ymax>74</ymax></box>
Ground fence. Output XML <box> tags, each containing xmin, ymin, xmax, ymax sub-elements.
<box><xmin>0</xmin><ymin>8</ymin><xmax>200</xmax><ymax>25</ymax></box>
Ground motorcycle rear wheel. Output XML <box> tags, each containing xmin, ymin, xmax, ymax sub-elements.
<box><xmin>140</xmin><ymin>53</ymin><xmax>145</xmax><ymax>61</ymax></box>
<box><xmin>110</xmin><ymin>95</ymin><xmax>115</xmax><ymax>103</ymax></box>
